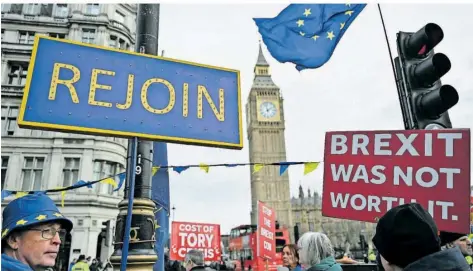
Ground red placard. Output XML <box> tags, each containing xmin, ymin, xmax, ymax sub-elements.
<box><xmin>322</xmin><ymin>129</ymin><xmax>471</xmax><ymax>233</ymax></box>
<box><xmin>170</xmin><ymin>221</ymin><xmax>221</xmax><ymax>261</ymax></box>
<box><xmin>257</xmin><ymin>201</ymin><xmax>276</xmax><ymax>260</ymax></box>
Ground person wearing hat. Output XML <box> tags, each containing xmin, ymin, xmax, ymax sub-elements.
<box><xmin>440</xmin><ymin>231</ymin><xmax>473</xmax><ymax>270</ymax></box>
<box><xmin>71</xmin><ymin>254</ymin><xmax>90</xmax><ymax>271</ymax></box>
<box><xmin>372</xmin><ymin>203</ymin><xmax>469</xmax><ymax>271</ymax></box>
<box><xmin>1</xmin><ymin>193</ymin><xmax>73</xmax><ymax>271</ymax></box>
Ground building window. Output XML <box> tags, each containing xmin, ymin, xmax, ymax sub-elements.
<box><xmin>109</xmin><ymin>35</ymin><xmax>117</xmax><ymax>48</ymax></box>
<box><xmin>24</xmin><ymin>3</ymin><xmax>40</xmax><ymax>15</ymax></box>
<box><xmin>78</xmin><ymin>219</ymin><xmax>83</xmax><ymax>226</ymax></box>
<box><xmin>1</xmin><ymin>29</ymin><xmax>4</xmax><ymax>41</ymax></box>
<box><xmin>8</xmin><ymin>62</ymin><xmax>29</xmax><ymax>86</ymax></box>
<box><xmin>308</xmin><ymin>222</ymin><xmax>314</xmax><ymax>231</ymax></box>
<box><xmin>53</xmin><ymin>4</ymin><xmax>68</xmax><ymax>17</ymax></box>
<box><xmin>85</xmin><ymin>4</ymin><xmax>99</xmax><ymax>16</ymax></box>
<box><xmin>21</xmin><ymin>157</ymin><xmax>44</xmax><ymax>191</ymax></box>
<box><xmin>1</xmin><ymin>106</ymin><xmax>19</xmax><ymax>136</ymax></box>
<box><xmin>49</xmin><ymin>33</ymin><xmax>66</xmax><ymax>39</ymax></box>
<box><xmin>93</xmin><ymin>160</ymin><xmax>121</xmax><ymax>194</ymax></box>
<box><xmin>115</xmin><ymin>10</ymin><xmax>125</xmax><ymax>24</ymax></box>
<box><xmin>81</xmin><ymin>29</ymin><xmax>95</xmax><ymax>44</ymax></box>
<box><xmin>63</xmin><ymin>158</ymin><xmax>80</xmax><ymax>187</ymax></box>
<box><xmin>19</xmin><ymin>31</ymin><xmax>35</xmax><ymax>44</ymax></box>
<box><xmin>1</xmin><ymin>157</ymin><xmax>9</xmax><ymax>190</ymax></box>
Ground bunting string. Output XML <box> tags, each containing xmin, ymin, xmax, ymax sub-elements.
<box><xmin>1</xmin><ymin>160</ymin><xmax>323</xmax><ymax>204</ymax></box>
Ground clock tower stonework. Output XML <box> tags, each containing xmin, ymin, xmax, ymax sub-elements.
<box><xmin>246</xmin><ymin>43</ymin><xmax>294</xmax><ymax>240</ymax></box>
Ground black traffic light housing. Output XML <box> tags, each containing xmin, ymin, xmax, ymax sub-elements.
<box><xmin>395</xmin><ymin>23</ymin><xmax>459</xmax><ymax>130</ymax></box>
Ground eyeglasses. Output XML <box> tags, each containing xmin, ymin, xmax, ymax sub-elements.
<box><xmin>30</xmin><ymin>228</ymin><xmax>67</xmax><ymax>240</ymax></box>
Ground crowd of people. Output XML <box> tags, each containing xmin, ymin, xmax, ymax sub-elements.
<box><xmin>69</xmin><ymin>255</ymin><xmax>113</xmax><ymax>271</ymax></box>
<box><xmin>1</xmin><ymin>193</ymin><xmax>473</xmax><ymax>271</ymax></box>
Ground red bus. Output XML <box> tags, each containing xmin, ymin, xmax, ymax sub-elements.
<box><xmin>228</xmin><ymin>224</ymin><xmax>290</xmax><ymax>271</ymax></box>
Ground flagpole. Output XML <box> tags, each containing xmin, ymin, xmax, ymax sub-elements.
<box><xmin>377</xmin><ymin>4</ymin><xmax>413</xmax><ymax>129</ymax></box>
<box><xmin>376</xmin><ymin>4</ymin><xmax>397</xmax><ymax>83</ymax></box>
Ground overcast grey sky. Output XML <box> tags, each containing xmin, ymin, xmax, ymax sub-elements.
<box><xmin>157</xmin><ymin>3</ymin><xmax>473</xmax><ymax>234</ymax></box>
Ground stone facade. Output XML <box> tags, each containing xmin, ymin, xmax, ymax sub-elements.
<box><xmin>246</xmin><ymin>43</ymin><xmax>376</xmax><ymax>248</ymax></box>
<box><xmin>291</xmin><ymin>186</ymin><xmax>376</xmax><ymax>253</ymax></box>
<box><xmin>246</xmin><ymin>43</ymin><xmax>294</xmax><ymax>240</ymax></box>
<box><xmin>1</xmin><ymin>3</ymin><xmax>136</xmax><ymax>269</ymax></box>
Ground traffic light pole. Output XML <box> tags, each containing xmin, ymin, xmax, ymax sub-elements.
<box><xmin>110</xmin><ymin>4</ymin><xmax>160</xmax><ymax>271</ymax></box>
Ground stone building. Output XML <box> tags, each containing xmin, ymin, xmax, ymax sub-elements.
<box><xmin>1</xmin><ymin>3</ymin><xmax>136</xmax><ymax>269</ymax></box>
<box><xmin>291</xmin><ymin>185</ymin><xmax>376</xmax><ymax>254</ymax></box>
<box><xmin>246</xmin><ymin>43</ymin><xmax>293</xmax><ymax>239</ymax></box>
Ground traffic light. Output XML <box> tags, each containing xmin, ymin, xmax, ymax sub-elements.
<box><xmin>395</xmin><ymin>23</ymin><xmax>459</xmax><ymax>130</ymax></box>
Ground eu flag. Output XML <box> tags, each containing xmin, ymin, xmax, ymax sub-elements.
<box><xmin>254</xmin><ymin>4</ymin><xmax>367</xmax><ymax>71</ymax></box>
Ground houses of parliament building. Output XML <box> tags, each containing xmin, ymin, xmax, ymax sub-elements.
<box><xmin>246</xmin><ymin>42</ymin><xmax>376</xmax><ymax>252</ymax></box>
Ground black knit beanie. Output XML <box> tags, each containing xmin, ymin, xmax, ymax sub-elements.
<box><xmin>372</xmin><ymin>203</ymin><xmax>441</xmax><ymax>268</ymax></box>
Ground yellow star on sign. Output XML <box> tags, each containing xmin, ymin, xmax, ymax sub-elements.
<box><xmin>16</xmin><ymin>219</ymin><xmax>28</xmax><ymax>226</ymax></box>
<box><xmin>36</xmin><ymin>215</ymin><xmax>47</xmax><ymax>221</ymax></box>
<box><xmin>2</xmin><ymin>229</ymin><xmax>9</xmax><ymax>238</ymax></box>
<box><xmin>340</xmin><ymin>22</ymin><xmax>346</xmax><ymax>29</ymax></box>
<box><xmin>154</xmin><ymin>220</ymin><xmax>160</xmax><ymax>230</ymax></box>
<box><xmin>53</xmin><ymin>213</ymin><xmax>63</xmax><ymax>217</ymax></box>
<box><xmin>303</xmin><ymin>8</ymin><xmax>311</xmax><ymax>17</ymax></box>
<box><xmin>299</xmin><ymin>31</ymin><xmax>305</xmax><ymax>36</ymax></box>
<box><xmin>345</xmin><ymin>10</ymin><xmax>354</xmax><ymax>16</ymax></box>
<box><xmin>312</xmin><ymin>35</ymin><xmax>319</xmax><ymax>41</ymax></box>
<box><xmin>327</xmin><ymin>31</ymin><xmax>335</xmax><ymax>40</ymax></box>
<box><xmin>296</xmin><ymin>19</ymin><xmax>304</xmax><ymax>27</ymax></box>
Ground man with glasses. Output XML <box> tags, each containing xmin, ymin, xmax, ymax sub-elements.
<box><xmin>1</xmin><ymin>193</ymin><xmax>73</xmax><ymax>271</ymax></box>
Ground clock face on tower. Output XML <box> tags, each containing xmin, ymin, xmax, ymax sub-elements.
<box><xmin>260</xmin><ymin>102</ymin><xmax>277</xmax><ymax>118</ymax></box>
<box><xmin>256</xmin><ymin>98</ymin><xmax>280</xmax><ymax>122</ymax></box>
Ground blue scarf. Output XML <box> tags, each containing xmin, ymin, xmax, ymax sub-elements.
<box><xmin>1</xmin><ymin>253</ymin><xmax>34</xmax><ymax>271</ymax></box>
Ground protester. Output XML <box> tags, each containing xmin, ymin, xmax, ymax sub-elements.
<box><xmin>183</xmin><ymin>250</ymin><xmax>210</xmax><ymax>271</ymax></box>
<box><xmin>373</xmin><ymin>202</ymin><xmax>470</xmax><ymax>271</ymax></box>
<box><xmin>282</xmin><ymin>244</ymin><xmax>302</xmax><ymax>271</ymax></box>
<box><xmin>297</xmin><ymin>231</ymin><xmax>342</xmax><ymax>271</ymax></box>
<box><xmin>440</xmin><ymin>232</ymin><xmax>473</xmax><ymax>270</ymax></box>
<box><xmin>69</xmin><ymin>258</ymin><xmax>77</xmax><ymax>271</ymax></box>
<box><xmin>1</xmin><ymin>193</ymin><xmax>73</xmax><ymax>271</ymax></box>
<box><xmin>71</xmin><ymin>255</ymin><xmax>90</xmax><ymax>271</ymax></box>
<box><xmin>89</xmin><ymin>258</ymin><xmax>100</xmax><ymax>271</ymax></box>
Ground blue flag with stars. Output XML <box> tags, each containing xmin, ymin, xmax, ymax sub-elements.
<box><xmin>254</xmin><ymin>3</ymin><xmax>366</xmax><ymax>71</ymax></box>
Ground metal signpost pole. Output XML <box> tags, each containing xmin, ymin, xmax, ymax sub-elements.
<box><xmin>110</xmin><ymin>4</ymin><xmax>160</xmax><ymax>271</ymax></box>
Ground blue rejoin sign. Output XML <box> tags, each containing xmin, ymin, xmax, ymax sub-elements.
<box><xmin>18</xmin><ymin>36</ymin><xmax>243</xmax><ymax>149</ymax></box>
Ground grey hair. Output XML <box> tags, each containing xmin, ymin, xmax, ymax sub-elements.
<box><xmin>297</xmin><ymin>232</ymin><xmax>334</xmax><ymax>266</ymax></box>
<box><xmin>184</xmin><ymin>249</ymin><xmax>204</xmax><ymax>266</ymax></box>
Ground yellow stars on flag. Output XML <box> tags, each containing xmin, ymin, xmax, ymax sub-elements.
<box><xmin>299</xmin><ymin>31</ymin><xmax>305</xmax><ymax>37</ymax></box>
<box><xmin>2</xmin><ymin>229</ymin><xmax>9</xmax><ymax>238</ymax></box>
<box><xmin>296</xmin><ymin>19</ymin><xmax>304</xmax><ymax>27</ymax></box>
<box><xmin>36</xmin><ymin>215</ymin><xmax>47</xmax><ymax>221</ymax></box>
<box><xmin>327</xmin><ymin>31</ymin><xmax>335</xmax><ymax>40</ymax></box>
<box><xmin>16</xmin><ymin>219</ymin><xmax>28</xmax><ymax>226</ymax></box>
<box><xmin>345</xmin><ymin>10</ymin><xmax>354</xmax><ymax>16</ymax></box>
<box><xmin>53</xmin><ymin>212</ymin><xmax>63</xmax><ymax>217</ymax></box>
<box><xmin>303</xmin><ymin>8</ymin><xmax>311</xmax><ymax>17</ymax></box>
<box><xmin>312</xmin><ymin>35</ymin><xmax>319</xmax><ymax>41</ymax></box>
<box><xmin>340</xmin><ymin>22</ymin><xmax>346</xmax><ymax>29</ymax></box>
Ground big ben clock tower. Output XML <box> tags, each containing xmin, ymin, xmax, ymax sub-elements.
<box><xmin>246</xmin><ymin>42</ymin><xmax>293</xmax><ymax>240</ymax></box>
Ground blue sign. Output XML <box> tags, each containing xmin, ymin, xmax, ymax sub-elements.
<box><xmin>18</xmin><ymin>36</ymin><xmax>243</xmax><ymax>149</ymax></box>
